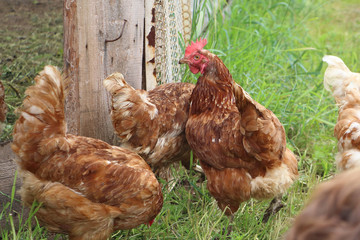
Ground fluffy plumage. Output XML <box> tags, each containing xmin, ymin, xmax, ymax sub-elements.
<box><xmin>12</xmin><ymin>66</ymin><xmax>163</xmax><ymax>240</ymax></box>
<box><xmin>180</xmin><ymin>39</ymin><xmax>298</xmax><ymax>216</ymax></box>
<box><xmin>323</xmin><ymin>55</ymin><xmax>360</xmax><ymax>170</ymax></box>
<box><xmin>103</xmin><ymin>73</ymin><xmax>195</xmax><ymax>173</ymax></box>
<box><xmin>285</xmin><ymin>167</ymin><xmax>360</xmax><ymax>240</ymax></box>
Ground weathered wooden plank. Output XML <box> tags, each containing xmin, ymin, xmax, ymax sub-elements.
<box><xmin>63</xmin><ymin>0</ymin><xmax>80</xmax><ymax>136</ymax></box>
<box><xmin>0</xmin><ymin>143</ymin><xmax>18</xmax><ymax>201</ymax></box>
<box><xmin>145</xmin><ymin>0</ymin><xmax>157</xmax><ymax>90</ymax></box>
<box><xmin>63</xmin><ymin>0</ymin><xmax>144</xmax><ymax>143</ymax></box>
<box><xmin>76</xmin><ymin>1</ymin><xmax>113</xmax><ymax>142</ymax></box>
<box><xmin>0</xmin><ymin>142</ymin><xmax>29</xmax><ymax>231</ymax></box>
<box><xmin>104</xmin><ymin>0</ymin><xmax>144</xmax><ymax>90</ymax></box>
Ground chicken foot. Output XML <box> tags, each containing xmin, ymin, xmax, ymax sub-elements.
<box><xmin>262</xmin><ymin>195</ymin><xmax>284</xmax><ymax>223</ymax></box>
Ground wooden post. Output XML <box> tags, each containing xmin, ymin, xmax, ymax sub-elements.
<box><xmin>63</xmin><ymin>0</ymin><xmax>144</xmax><ymax>143</ymax></box>
<box><xmin>145</xmin><ymin>0</ymin><xmax>156</xmax><ymax>90</ymax></box>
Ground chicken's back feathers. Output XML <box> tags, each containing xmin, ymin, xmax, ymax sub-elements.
<box><xmin>12</xmin><ymin>66</ymin><xmax>163</xmax><ymax>240</ymax></box>
<box><xmin>104</xmin><ymin>73</ymin><xmax>195</xmax><ymax>171</ymax></box>
<box><xmin>103</xmin><ymin>73</ymin><xmax>160</xmax><ymax>152</ymax></box>
<box><xmin>0</xmin><ymin>80</ymin><xmax>7</xmax><ymax>132</ymax></box>
<box><xmin>232</xmin><ymin>83</ymin><xmax>288</xmax><ymax>167</ymax></box>
<box><xmin>323</xmin><ymin>56</ymin><xmax>360</xmax><ymax>170</ymax></box>
<box><xmin>185</xmin><ymin>50</ymin><xmax>298</xmax><ymax>215</ymax></box>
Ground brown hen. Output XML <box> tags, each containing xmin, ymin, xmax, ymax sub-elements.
<box><xmin>12</xmin><ymin>66</ymin><xmax>163</xmax><ymax>240</ymax></box>
<box><xmin>103</xmin><ymin>73</ymin><xmax>195</xmax><ymax>175</ymax></box>
<box><xmin>180</xmin><ymin>39</ymin><xmax>298</xmax><ymax>224</ymax></box>
<box><xmin>285</xmin><ymin>167</ymin><xmax>360</xmax><ymax>240</ymax></box>
<box><xmin>323</xmin><ymin>55</ymin><xmax>360</xmax><ymax>171</ymax></box>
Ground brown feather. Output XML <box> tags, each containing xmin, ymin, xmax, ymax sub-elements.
<box><xmin>12</xmin><ymin>66</ymin><xmax>163</xmax><ymax>240</ymax></box>
<box><xmin>103</xmin><ymin>73</ymin><xmax>195</xmax><ymax>172</ymax></box>
<box><xmin>323</xmin><ymin>55</ymin><xmax>360</xmax><ymax>171</ymax></box>
<box><xmin>185</xmin><ymin>50</ymin><xmax>298</xmax><ymax>215</ymax></box>
<box><xmin>285</xmin><ymin>167</ymin><xmax>360</xmax><ymax>240</ymax></box>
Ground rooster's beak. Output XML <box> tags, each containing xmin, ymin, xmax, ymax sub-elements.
<box><xmin>179</xmin><ymin>58</ymin><xmax>188</xmax><ymax>64</ymax></box>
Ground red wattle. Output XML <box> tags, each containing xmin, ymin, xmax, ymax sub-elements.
<box><xmin>147</xmin><ymin>219</ymin><xmax>155</xmax><ymax>227</ymax></box>
<box><xmin>190</xmin><ymin>66</ymin><xmax>200</xmax><ymax>74</ymax></box>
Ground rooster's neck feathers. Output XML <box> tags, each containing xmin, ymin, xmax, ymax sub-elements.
<box><xmin>200</xmin><ymin>52</ymin><xmax>234</xmax><ymax>86</ymax></box>
<box><xmin>190</xmin><ymin>53</ymin><xmax>238</xmax><ymax>114</ymax></box>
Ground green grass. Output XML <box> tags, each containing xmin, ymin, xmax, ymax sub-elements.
<box><xmin>1</xmin><ymin>0</ymin><xmax>360</xmax><ymax>239</ymax></box>
<box><xmin>0</xmin><ymin>1</ymin><xmax>63</xmax><ymax>142</ymax></box>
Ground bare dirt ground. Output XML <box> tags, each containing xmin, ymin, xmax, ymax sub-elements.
<box><xmin>0</xmin><ymin>0</ymin><xmax>62</xmax><ymax>31</ymax></box>
<box><xmin>0</xmin><ymin>0</ymin><xmax>63</xmax><ymax>71</ymax></box>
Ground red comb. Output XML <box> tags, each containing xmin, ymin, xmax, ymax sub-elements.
<box><xmin>185</xmin><ymin>38</ymin><xmax>208</xmax><ymax>57</ymax></box>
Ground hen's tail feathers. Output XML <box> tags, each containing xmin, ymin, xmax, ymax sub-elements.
<box><xmin>12</xmin><ymin>66</ymin><xmax>70</xmax><ymax>166</ymax></box>
<box><xmin>103</xmin><ymin>73</ymin><xmax>158</xmax><ymax>143</ymax></box>
<box><xmin>103</xmin><ymin>72</ymin><xmax>134</xmax><ymax>95</ymax></box>
<box><xmin>323</xmin><ymin>55</ymin><xmax>360</xmax><ymax>105</ymax></box>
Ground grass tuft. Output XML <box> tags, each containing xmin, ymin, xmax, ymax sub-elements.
<box><xmin>2</xmin><ymin>0</ymin><xmax>360</xmax><ymax>239</ymax></box>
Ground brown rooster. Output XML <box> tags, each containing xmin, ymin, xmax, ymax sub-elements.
<box><xmin>323</xmin><ymin>55</ymin><xmax>360</xmax><ymax>171</ymax></box>
<box><xmin>12</xmin><ymin>66</ymin><xmax>163</xmax><ymax>240</ymax></box>
<box><xmin>0</xmin><ymin>80</ymin><xmax>6</xmax><ymax>133</ymax></box>
<box><xmin>179</xmin><ymin>39</ymin><xmax>298</xmax><ymax>226</ymax></box>
<box><xmin>285</xmin><ymin>167</ymin><xmax>360</xmax><ymax>240</ymax></box>
<box><xmin>103</xmin><ymin>73</ymin><xmax>195</xmax><ymax>175</ymax></box>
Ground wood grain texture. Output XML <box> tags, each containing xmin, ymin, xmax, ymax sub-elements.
<box><xmin>63</xmin><ymin>0</ymin><xmax>80</xmax><ymax>135</ymax></box>
<box><xmin>0</xmin><ymin>143</ymin><xmax>18</xmax><ymax>204</ymax></box>
<box><xmin>63</xmin><ymin>0</ymin><xmax>144</xmax><ymax>143</ymax></box>
<box><xmin>0</xmin><ymin>142</ymin><xmax>30</xmax><ymax>231</ymax></box>
<box><xmin>104</xmin><ymin>0</ymin><xmax>144</xmax><ymax>90</ymax></box>
<box><xmin>145</xmin><ymin>0</ymin><xmax>156</xmax><ymax>90</ymax></box>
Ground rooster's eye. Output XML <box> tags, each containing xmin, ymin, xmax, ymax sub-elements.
<box><xmin>194</xmin><ymin>55</ymin><xmax>200</xmax><ymax>60</ymax></box>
